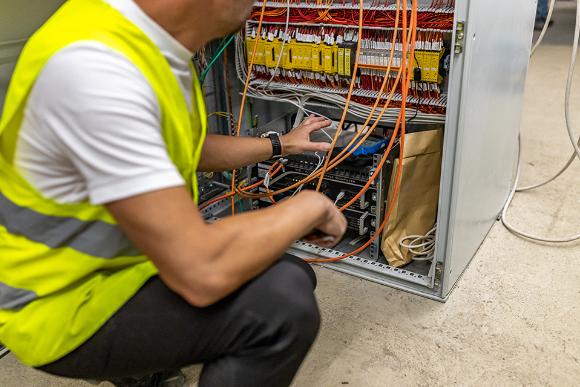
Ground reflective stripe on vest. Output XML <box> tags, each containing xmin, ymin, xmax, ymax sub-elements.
<box><xmin>0</xmin><ymin>192</ymin><xmax>139</xmax><ymax>259</ymax></box>
<box><xmin>0</xmin><ymin>282</ymin><xmax>37</xmax><ymax>310</ymax></box>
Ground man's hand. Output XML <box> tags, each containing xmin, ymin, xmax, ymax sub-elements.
<box><xmin>281</xmin><ymin>115</ymin><xmax>333</xmax><ymax>155</ymax></box>
<box><xmin>199</xmin><ymin>115</ymin><xmax>333</xmax><ymax>172</ymax></box>
<box><xmin>303</xmin><ymin>192</ymin><xmax>348</xmax><ymax>248</ymax></box>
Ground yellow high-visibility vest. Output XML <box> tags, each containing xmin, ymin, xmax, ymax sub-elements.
<box><xmin>0</xmin><ymin>0</ymin><xmax>207</xmax><ymax>366</ymax></box>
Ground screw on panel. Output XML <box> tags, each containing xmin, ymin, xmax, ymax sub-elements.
<box><xmin>435</xmin><ymin>265</ymin><xmax>443</xmax><ymax>283</ymax></box>
<box><xmin>454</xmin><ymin>21</ymin><xmax>465</xmax><ymax>54</ymax></box>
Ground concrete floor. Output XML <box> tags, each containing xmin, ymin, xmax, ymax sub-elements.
<box><xmin>2</xmin><ymin>4</ymin><xmax>580</xmax><ymax>387</ymax></box>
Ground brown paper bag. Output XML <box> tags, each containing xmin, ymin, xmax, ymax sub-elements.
<box><xmin>381</xmin><ymin>128</ymin><xmax>443</xmax><ymax>267</ymax></box>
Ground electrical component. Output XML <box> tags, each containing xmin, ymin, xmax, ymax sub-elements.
<box><xmin>244</xmin><ymin>25</ymin><xmax>448</xmax><ymax>109</ymax></box>
<box><xmin>197</xmin><ymin>0</ymin><xmax>546</xmax><ymax>299</ymax></box>
<box><xmin>238</xmin><ymin>0</ymin><xmax>454</xmax><ymax>120</ymax></box>
<box><xmin>253</xmin><ymin>130</ymin><xmax>395</xmax><ymax>244</ymax></box>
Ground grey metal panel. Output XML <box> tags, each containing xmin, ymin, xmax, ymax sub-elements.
<box><xmin>288</xmin><ymin>241</ymin><xmax>442</xmax><ymax>300</ymax></box>
<box><xmin>0</xmin><ymin>1</ymin><xmax>65</xmax><ymax>110</ymax></box>
<box><xmin>432</xmin><ymin>0</ymin><xmax>470</xmax><ymax>297</ymax></box>
<box><xmin>0</xmin><ymin>0</ymin><xmax>65</xmax><ymax>63</ymax></box>
<box><xmin>441</xmin><ymin>0</ymin><xmax>536</xmax><ymax>296</ymax></box>
<box><xmin>0</xmin><ymin>0</ymin><xmax>64</xmax><ymax>42</ymax></box>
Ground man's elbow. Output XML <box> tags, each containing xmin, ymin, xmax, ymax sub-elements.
<box><xmin>180</xmin><ymin>272</ymin><xmax>233</xmax><ymax>308</ymax></box>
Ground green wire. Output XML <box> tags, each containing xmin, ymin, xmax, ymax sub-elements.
<box><xmin>199</xmin><ymin>34</ymin><xmax>236</xmax><ymax>84</ymax></box>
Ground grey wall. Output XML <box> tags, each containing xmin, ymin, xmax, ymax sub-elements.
<box><xmin>0</xmin><ymin>0</ymin><xmax>65</xmax><ymax>110</ymax></box>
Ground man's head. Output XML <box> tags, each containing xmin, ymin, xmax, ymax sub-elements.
<box><xmin>136</xmin><ymin>0</ymin><xmax>255</xmax><ymax>52</ymax></box>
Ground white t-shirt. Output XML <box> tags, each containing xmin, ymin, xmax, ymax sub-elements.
<box><xmin>15</xmin><ymin>0</ymin><xmax>195</xmax><ymax>205</ymax></box>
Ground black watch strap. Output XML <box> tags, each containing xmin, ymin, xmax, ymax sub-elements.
<box><xmin>262</xmin><ymin>131</ymin><xmax>283</xmax><ymax>159</ymax></box>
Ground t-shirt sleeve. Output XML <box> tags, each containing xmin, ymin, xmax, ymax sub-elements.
<box><xmin>26</xmin><ymin>42</ymin><xmax>185</xmax><ymax>205</ymax></box>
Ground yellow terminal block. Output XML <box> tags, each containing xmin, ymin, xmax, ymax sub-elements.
<box><xmin>312</xmin><ymin>44</ymin><xmax>322</xmax><ymax>73</ymax></box>
<box><xmin>264</xmin><ymin>41</ymin><xmax>275</xmax><ymax>68</ymax></box>
<box><xmin>412</xmin><ymin>49</ymin><xmax>445</xmax><ymax>83</ymax></box>
<box><xmin>332</xmin><ymin>45</ymin><xmax>338</xmax><ymax>74</ymax></box>
<box><xmin>281</xmin><ymin>43</ymin><xmax>291</xmax><ymax>70</ymax></box>
<box><xmin>344</xmin><ymin>48</ymin><xmax>352</xmax><ymax>77</ymax></box>
<box><xmin>300</xmin><ymin>43</ymin><xmax>313</xmax><ymax>71</ymax></box>
<box><xmin>265</xmin><ymin>40</ymin><xmax>285</xmax><ymax>69</ymax></box>
<box><xmin>245</xmin><ymin>37</ymin><xmax>266</xmax><ymax>66</ymax></box>
<box><xmin>323</xmin><ymin>46</ymin><xmax>332</xmax><ymax>73</ymax></box>
<box><xmin>285</xmin><ymin>40</ymin><xmax>296</xmax><ymax>70</ymax></box>
<box><xmin>323</xmin><ymin>45</ymin><xmax>338</xmax><ymax>74</ymax></box>
<box><xmin>337</xmin><ymin>48</ymin><xmax>345</xmax><ymax>76</ymax></box>
<box><xmin>295</xmin><ymin>43</ymin><xmax>306</xmax><ymax>70</ymax></box>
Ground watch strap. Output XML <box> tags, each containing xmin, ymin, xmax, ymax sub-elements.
<box><xmin>263</xmin><ymin>131</ymin><xmax>283</xmax><ymax>159</ymax></box>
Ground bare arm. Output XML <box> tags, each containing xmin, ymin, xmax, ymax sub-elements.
<box><xmin>106</xmin><ymin>187</ymin><xmax>347</xmax><ymax>307</ymax></box>
<box><xmin>198</xmin><ymin>116</ymin><xmax>332</xmax><ymax>172</ymax></box>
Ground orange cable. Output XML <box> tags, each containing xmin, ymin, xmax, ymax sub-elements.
<box><xmin>306</xmin><ymin>0</ymin><xmax>418</xmax><ymax>263</ymax></box>
<box><xmin>233</xmin><ymin>1</ymin><xmax>402</xmax><ymax>202</ymax></box>
<box><xmin>230</xmin><ymin>0</ymin><xmax>269</xmax><ymax>216</ymax></box>
<box><xmin>199</xmin><ymin>162</ymin><xmax>283</xmax><ymax>211</ymax></box>
<box><xmin>235</xmin><ymin>0</ymin><xmax>406</xmax><ymax>202</ymax></box>
<box><xmin>233</xmin><ymin>0</ymin><xmax>402</xmax><ymax>199</ymax></box>
<box><xmin>315</xmin><ymin>0</ymin><xmax>365</xmax><ymax>192</ymax></box>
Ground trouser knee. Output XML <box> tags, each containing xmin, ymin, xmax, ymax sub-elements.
<box><xmin>268</xmin><ymin>260</ymin><xmax>321</xmax><ymax>349</ymax></box>
<box><xmin>279</xmin><ymin>253</ymin><xmax>317</xmax><ymax>290</ymax></box>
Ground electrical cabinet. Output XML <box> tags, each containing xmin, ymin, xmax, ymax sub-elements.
<box><xmin>202</xmin><ymin>0</ymin><xmax>537</xmax><ymax>301</ymax></box>
<box><xmin>0</xmin><ymin>0</ymin><xmax>537</xmax><ymax>301</ymax></box>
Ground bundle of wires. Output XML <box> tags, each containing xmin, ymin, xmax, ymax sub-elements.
<box><xmin>233</xmin><ymin>0</ymin><xmax>407</xmax><ymax>203</ymax></box>
<box><xmin>399</xmin><ymin>226</ymin><xmax>437</xmax><ymax>262</ymax></box>
<box><xmin>210</xmin><ymin>0</ymin><xmax>420</xmax><ymax>263</ymax></box>
<box><xmin>203</xmin><ymin>0</ymin><xmax>421</xmax><ymax>264</ymax></box>
<box><xmin>233</xmin><ymin>30</ymin><xmax>445</xmax><ymax>124</ymax></box>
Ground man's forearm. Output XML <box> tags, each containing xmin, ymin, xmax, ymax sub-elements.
<box><xmin>198</xmin><ymin>117</ymin><xmax>333</xmax><ymax>172</ymax></box>
<box><xmin>198</xmin><ymin>134</ymin><xmax>273</xmax><ymax>172</ymax></box>
<box><xmin>200</xmin><ymin>192</ymin><xmax>330</xmax><ymax>293</ymax></box>
<box><xmin>107</xmin><ymin>186</ymin><xmax>345</xmax><ymax>308</ymax></box>
<box><xmin>158</xmin><ymin>191</ymin><xmax>333</xmax><ymax>306</ymax></box>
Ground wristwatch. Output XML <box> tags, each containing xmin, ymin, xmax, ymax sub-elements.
<box><xmin>261</xmin><ymin>131</ymin><xmax>283</xmax><ymax>159</ymax></box>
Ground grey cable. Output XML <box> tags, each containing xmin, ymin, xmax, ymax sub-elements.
<box><xmin>501</xmin><ymin>0</ymin><xmax>580</xmax><ymax>243</ymax></box>
<box><xmin>518</xmin><ymin>0</ymin><xmax>578</xmax><ymax>192</ymax></box>
<box><xmin>399</xmin><ymin>226</ymin><xmax>437</xmax><ymax>262</ymax></box>
<box><xmin>259</xmin><ymin>0</ymin><xmax>291</xmax><ymax>90</ymax></box>
<box><xmin>531</xmin><ymin>0</ymin><xmax>556</xmax><ymax>56</ymax></box>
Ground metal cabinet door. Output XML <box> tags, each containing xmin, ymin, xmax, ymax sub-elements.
<box><xmin>440</xmin><ymin>0</ymin><xmax>537</xmax><ymax>297</ymax></box>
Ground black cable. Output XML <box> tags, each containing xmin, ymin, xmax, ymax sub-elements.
<box><xmin>407</xmin><ymin>85</ymin><xmax>420</xmax><ymax>124</ymax></box>
<box><xmin>407</xmin><ymin>52</ymin><xmax>422</xmax><ymax>124</ymax></box>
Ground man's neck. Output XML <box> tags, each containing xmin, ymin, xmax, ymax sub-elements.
<box><xmin>134</xmin><ymin>0</ymin><xmax>212</xmax><ymax>52</ymax></box>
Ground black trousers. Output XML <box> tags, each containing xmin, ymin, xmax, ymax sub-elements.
<box><xmin>40</xmin><ymin>255</ymin><xmax>320</xmax><ymax>387</ymax></box>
